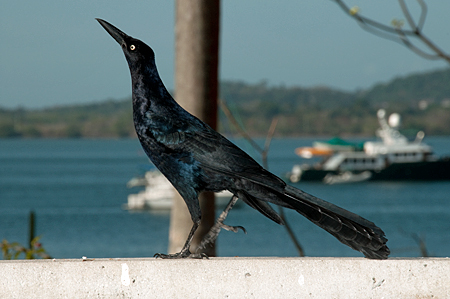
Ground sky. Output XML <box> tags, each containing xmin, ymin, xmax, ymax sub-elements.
<box><xmin>1</xmin><ymin>1</ymin><xmax>450</xmax><ymax>109</ymax></box>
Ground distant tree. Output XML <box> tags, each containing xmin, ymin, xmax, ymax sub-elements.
<box><xmin>65</xmin><ymin>123</ymin><xmax>82</xmax><ymax>138</ymax></box>
<box><xmin>0</xmin><ymin>122</ymin><xmax>21</xmax><ymax>138</ymax></box>
<box><xmin>21</xmin><ymin>125</ymin><xmax>42</xmax><ymax>138</ymax></box>
<box><xmin>113</xmin><ymin>112</ymin><xmax>134</xmax><ymax>138</ymax></box>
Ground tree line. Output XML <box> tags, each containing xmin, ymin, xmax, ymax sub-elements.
<box><xmin>1</xmin><ymin>68</ymin><xmax>450</xmax><ymax>138</ymax></box>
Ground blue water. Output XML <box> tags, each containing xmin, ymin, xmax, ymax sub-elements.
<box><xmin>1</xmin><ymin>137</ymin><xmax>450</xmax><ymax>259</ymax></box>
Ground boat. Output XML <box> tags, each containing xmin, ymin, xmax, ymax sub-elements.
<box><xmin>287</xmin><ymin>109</ymin><xmax>450</xmax><ymax>184</ymax></box>
<box><xmin>125</xmin><ymin>170</ymin><xmax>236</xmax><ymax>210</ymax></box>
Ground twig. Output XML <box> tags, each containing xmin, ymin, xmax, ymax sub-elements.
<box><xmin>219</xmin><ymin>99</ymin><xmax>264</xmax><ymax>154</ymax></box>
<box><xmin>411</xmin><ymin>232</ymin><xmax>429</xmax><ymax>257</ymax></box>
<box><xmin>277</xmin><ymin>206</ymin><xmax>305</xmax><ymax>256</ymax></box>
<box><xmin>332</xmin><ymin>0</ymin><xmax>450</xmax><ymax>63</ymax></box>
<box><xmin>261</xmin><ymin>118</ymin><xmax>279</xmax><ymax>169</ymax></box>
<box><xmin>220</xmin><ymin>99</ymin><xmax>305</xmax><ymax>256</ymax></box>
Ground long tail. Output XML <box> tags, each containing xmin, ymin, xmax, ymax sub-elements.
<box><xmin>277</xmin><ymin>185</ymin><xmax>389</xmax><ymax>259</ymax></box>
<box><xmin>231</xmin><ymin>170</ymin><xmax>389</xmax><ymax>259</ymax></box>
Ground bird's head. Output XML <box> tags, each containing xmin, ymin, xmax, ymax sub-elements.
<box><xmin>96</xmin><ymin>18</ymin><xmax>155</xmax><ymax>69</ymax></box>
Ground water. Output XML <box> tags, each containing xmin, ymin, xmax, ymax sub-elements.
<box><xmin>1</xmin><ymin>137</ymin><xmax>449</xmax><ymax>259</ymax></box>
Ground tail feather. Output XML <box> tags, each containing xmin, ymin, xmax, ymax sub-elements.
<box><xmin>282</xmin><ymin>185</ymin><xmax>389</xmax><ymax>259</ymax></box>
<box><xmin>231</xmin><ymin>177</ymin><xmax>389</xmax><ymax>259</ymax></box>
<box><xmin>238</xmin><ymin>191</ymin><xmax>284</xmax><ymax>225</ymax></box>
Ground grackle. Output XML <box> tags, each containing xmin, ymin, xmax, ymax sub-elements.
<box><xmin>96</xmin><ymin>18</ymin><xmax>389</xmax><ymax>259</ymax></box>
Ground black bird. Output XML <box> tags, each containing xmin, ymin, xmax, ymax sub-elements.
<box><xmin>96</xmin><ymin>18</ymin><xmax>390</xmax><ymax>259</ymax></box>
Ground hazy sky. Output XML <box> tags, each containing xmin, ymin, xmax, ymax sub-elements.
<box><xmin>1</xmin><ymin>1</ymin><xmax>450</xmax><ymax>108</ymax></box>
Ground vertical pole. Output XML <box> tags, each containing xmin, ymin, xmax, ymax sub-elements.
<box><xmin>169</xmin><ymin>0</ymin><xmax>220</xmax><ymax>256</ymax></box>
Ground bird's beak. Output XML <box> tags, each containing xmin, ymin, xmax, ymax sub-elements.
<box><xmin>96</xmin><ymin>18</ymin><xmax>128</xmax><ymax>45</ymax></box>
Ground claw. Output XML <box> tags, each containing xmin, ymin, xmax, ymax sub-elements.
<box><xmin>154</xmin><ymin>250</ymin><xmax>209</xmax><ymax>259</ymax></box>
<box><xmin>221</xmin><ymin>224</ymin><xmax>247</xmax><ymax>234</ymax></box>
<box><xmin>154</xmin><ymin>221</ymin><xmax>210</xmax><ymax>259</ymax></box>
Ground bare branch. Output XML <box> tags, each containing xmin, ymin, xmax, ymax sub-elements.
<box><xmin>332</xmin><ymin>0</ymin><xmax>450</xmax><ymax>64</ymax></box>
<box><xmin>219</xmin><ymin>99</ymin><xmax>305</xmax><ymax>257</ymax></box>
<box><xmin>333</xmin><ymin>0</ymin><xmax>416</xmax><ymax>36</ymax></box>
<box><xmin>261</xmin><ymin>117</ymin><xmax>278</xmax><ymax>169</ymax></box>
<box><xmin>219</xmin><ymin>99</ymin><xmax>264</xmax><ymax>154</ymax></box>
<box><xmin>399</xmin><ymin>0</ymin><xmax>417</xmax><ymax>31</ymax></box>
<box><xmin>417</xmin><ymin>0</ymin><xmax>427</xmax><ymax>30</ymax></box>
<box><xmin>396</xmin><ymin>29</ymin><xmax>443</xmax><ymax>60</ymax></box>
<box><xmin>277</xmin><ymin>207</ymin><xmax>305</xmax><ymax>256</ymax></box>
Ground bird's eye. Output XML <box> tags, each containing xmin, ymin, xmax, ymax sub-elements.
<box><xmin>130</xmin><ymin>45</ymin><xmax>136</xmax><ymax>51</ymax></box>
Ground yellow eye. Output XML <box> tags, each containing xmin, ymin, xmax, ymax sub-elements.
<box><xmin>130</xmin><ymin>45</ymin><xmax>136</xmax><ymax>51</ymax></box>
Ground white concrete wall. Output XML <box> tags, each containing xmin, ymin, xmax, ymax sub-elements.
<box><xmin>1</xmin><ymin>257</ymin><xmax>448</xmax><ymax>298</ymax></box>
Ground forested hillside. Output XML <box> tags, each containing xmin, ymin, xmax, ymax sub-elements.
<box><xmin>1</xmin><ymin>68</ymin><xmax>449</xmax><ymax>138</ymax></box>
<box><xmin>219</xmin><ymin>68</ymin><xmax>450</xmax><ymax>136</ymax></box>
<box><xmin>0</xmin><ymin>100</ymin><xmax>134</xmax><ymax>138</ymax></box>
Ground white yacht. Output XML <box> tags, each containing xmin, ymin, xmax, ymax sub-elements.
<box><xmin>288</xmin><ymin>110</ymin><xmax>450</xmax><ymax>184</ymax></box>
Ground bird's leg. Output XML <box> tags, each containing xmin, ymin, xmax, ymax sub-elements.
<box><xmin>197</xmin><ymin>195</ymin><xmax>246</xmax><ymax>252</ymax></box>
<box><xmin>154</xmin><ymin>221</ymin><xmax>208</xmax><ymax>259</ymax></box>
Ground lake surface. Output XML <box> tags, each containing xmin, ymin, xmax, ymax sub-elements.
<box><xmin>1</xmin><ymin>137</ymin><xmax>449</xmax><ymax>259</ymax></box>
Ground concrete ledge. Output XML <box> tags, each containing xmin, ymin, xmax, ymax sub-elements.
<box><xmin>1</xmin><ymin>257</ymin><xmax>448</xmax><ymax>298</ymax></box>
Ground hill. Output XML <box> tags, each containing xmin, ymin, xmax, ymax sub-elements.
<box><xmin>219</xmin><ymin>68</ymin><xmax>450</xmax><ymax>136</ymax></box>
<box><xmin>363</xmin><ymin>68</ymin><xmax>450</xmax><ymax>106</ymax></box>
<box><xmin>1</xmin><ymin>68</ymin><xmax>450</xmax><ymax>138</ymax></box>
<box><xmin>0</xmin><ymin>100</ymin><xmax>134</xmax><ymax>138</ymax></box>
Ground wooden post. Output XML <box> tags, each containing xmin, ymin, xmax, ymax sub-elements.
<box><xmin>169</xmin><ymin>0</ymin><xmax>220</xmax><ymax>256</ymax></box>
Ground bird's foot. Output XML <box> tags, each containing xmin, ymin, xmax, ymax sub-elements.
<box><xmin>154</xmin><ymin>249</ymin><xmax>208</xmax><ymax>259</ymax></box>
<box><xmin>197</xmin><ymin>221</ymin><xmax>247</xmax><ymax>252</ymax></box>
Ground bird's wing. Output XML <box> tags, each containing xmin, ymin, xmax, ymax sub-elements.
<box><xmin>154</xmin><ymin>119</ymin><xmax>286</xmax><ymax>193</ymax></box>
<box><xmin>192</xmin><ymin>126</ymin><xmax>285</xmax><ymax>191</ymax></box>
